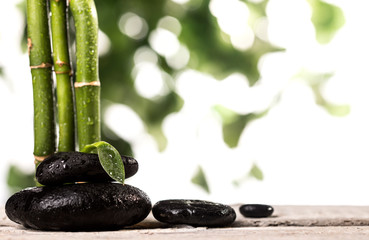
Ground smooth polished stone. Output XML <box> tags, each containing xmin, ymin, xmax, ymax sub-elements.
<box><xmin>5</xmin><ymin>183</ymin><xmax>151</xmax><ymax>231</ymax></box>
<box><xmin>152</xmin><ymin>199</ymin><xmax>236</xmax><ymax>227</ymax></box>
<box><xmin>239</xmin><ymin>204</ymin><xmax>274</xmax><ymax>218</ymax></box>
<box><xmin>36</xmin><ymin>151</ymin><xmax>138</xmax><ymax>185</ymax></box>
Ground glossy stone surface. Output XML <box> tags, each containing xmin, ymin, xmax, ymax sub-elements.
<box><xmin>239</xmin><ymin>204</ymin><xmax>274</xmax><ymax>218</ymax></box>
<box><xmin>152</xmin><ymin>199</ymin><xmax>236</xmax><ymax>227</ymax></box>
<box><xmin>36</xmin><ymin>152</ymin><xmax>138</xmax><ymax>185</ymax></box>
<box><xmin>5</xmin><ymin>183</ymin><xmax>151</xmax><ymax>231</ymax></box>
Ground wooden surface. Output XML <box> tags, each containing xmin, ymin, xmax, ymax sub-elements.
<box><xmin>2</xmin><ymin>205</ymin><xmax>369</xmax><ymax>239</ymax></box>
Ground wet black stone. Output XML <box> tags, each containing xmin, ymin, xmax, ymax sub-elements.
<box><xmin>239</xmin><ymin>204</ymin><xmax>274</xmax><ymax>218</ymax></box>
<box><xmin>36</xmin><ymin>152</ymin><xmax>138</xmax><ymax>185</ymax></box>
<box><xmin>5</xmin><ymin>183</ymin><xmax>151</xmax><ymax>231</ymax></box>
<box><xmin>152</xmin><ymin>199</ymin><xmax>236</xmax><ymax>227</ymax></box>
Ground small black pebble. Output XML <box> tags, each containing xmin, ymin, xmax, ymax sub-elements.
<box><xmin>5</xmin><ymin>183</ymin><xmax>151</xmax><ymax>231</ymax></box>
<box><xmin>152</xmin><ymin>199</ymin><xmax>236</xmax><ymax>227</ymax></box>
<box><xmin>36</xmin><ymin>152</ymin><xmax>139</xmax><ymax>185</ymax></box>
<box><xmin>239</xmin><ymin>204</ymin><xmax>274</xmax><ymax>218</ymax></box>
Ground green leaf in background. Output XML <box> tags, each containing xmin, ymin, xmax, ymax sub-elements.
<box><xmin>248</xmin><ymin>163</ymin><xmax>264</xmax><ymax>181</ymax></box>
<box><xmin>308</xmin><ymin>0</ymin><xmax>345</xmax><ymax>44</ymax></box>
<box><xmin>82</xmin><ymin>141</ymin><xmax>125</xmax><ymax>184</ymax></box>
<box><xmin>298</xmin><ymin>70</ymin><xmax>351</xmax><ymax>117</ymax></box>
<box><xmin>102</xmin><ymin>123</ymin><xmax>134</xmax><ymax>157</ymax></box>
<box><xmin>233</xmin><ymin>163</ymin><xmax>264</xmax><ymax>187</ymax></box>
<box><xmin>7</xmin><ymin>165</ymin><xmax>35</xmax><ymax>193</ymax></box>
<box><xmin>214</xmin><ymin>105</ymin><xmax>269</xmax><ymax>148</ymax></box>
<box><xmin>323</xmin><ymin>103</ymin><xmax>350</xmax><ymax>117</ymax></box>
<box><xmin>16</xmin><ymin>0</ymin><xmax>28</xmax><ymax>54</ymax></box>
<box><xmin>191</xmin><ymin>166</ymin><xmax>210</xmax><ymax>194</ymax></box>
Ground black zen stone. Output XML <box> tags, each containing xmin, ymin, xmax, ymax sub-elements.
<box><xmin>239</xmin><ymin>204</ymin><xmax>274</xmax><ymax>218</ymax></box>
<box><xmin>36</xmin><ymin>152</ymin><xmax>138</xmax><ymax>185</ymax></box>
<box><xmin>152</xmin><ymin>199</ymin><xmax>236</xmax><ymax>227</ymax></box>
<box><xmin>5</xmin><ymin>183</ymin><xmax>151</xmax><ymax>231</ymax></box>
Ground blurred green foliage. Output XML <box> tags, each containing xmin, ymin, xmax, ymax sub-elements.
<box><xmin>15</xmin><ymin>0</ymin><xmax>347</xmax><ymax>153</ymax></box>
<box><xmin>214</xmin><ymin>105</ymin><xmax>269</xmax><ymax>148</ymax></box>
<box><xmin>191</xmin><ymin>165</ymin><xmax>210</xmax><ymax>193</ymax></box>
<box><xmin>7</xmin><ymin>165</ymin><xmax>35</xmax><ymax>194</ymax></box>
<box><xmin>93</xmin><ymin>0</ymin><xmax>283</xmax><ymax>153</ymax></box>
<box><xmin>308</xmin><ymin>0</ymin><xmax>345</xmax><ymax>44</ymax></box>
<box><xmin>8</xmin><ymin>0</ymin><xmax>346</xmax><ymax>193</ymax></box>
<box><xmin>233</xmin><ymin>163</ymin><xmax>264</xmax><ymax>187</ymax></box>
<box><xmin>297</xmin><ymin>70</ymin><xmax>351</xmax><ymax>116</ymax></box>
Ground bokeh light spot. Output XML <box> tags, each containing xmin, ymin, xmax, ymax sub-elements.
<box><xmin>134</xmin><ymin>47</ymin><xmax>158</xmax><ymax>65</ymax></box>
<box><xmin>118</xmin><ymin>12</ymin><xmax>148</xmax><ymax>40</ymax></box>
<box><xmin>149</xmin><ymin>28</ymin><xmax>180</xmax><ymax>57</ymax></box>
<box><xmin>133</xmin><ymin>63</ymin><xmax>167</xmax><ymax>99</ymax></box>
<box><xmin>166</xmin><ymin>44</ymin><xmax>190</xmax><ymax>70</ymax></box>
<box><xmin>170</xmin><ymin>0</ymin><xmax>190</xmax><ymax>4</ymax></box>
<box><xmin>158</xmin><ymin>16</ymin><xmax>182</xmax><ymax>36</ymax></box>
<box><xmin>98</xmin><ymin>30</ymin><xmax>111</xmax><ymax>56</ymax></box>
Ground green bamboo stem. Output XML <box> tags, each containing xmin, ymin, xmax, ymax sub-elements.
<box><xmin>27</xmin><ymin>0</ymin><xmax>56</xmax><ymax>164</ymax></box>
<box><xmin>50</xmin><ymin>0</ymin><xmax>75</xmax><ymax>152</ymax></box>
<box><xmin>70</xmin><ymin>0</ymin><xmax>101</xmax><ymax>150</ymax></box>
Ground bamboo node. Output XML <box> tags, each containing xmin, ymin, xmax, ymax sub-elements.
<box><xmin>27</xmin><ymin>38</ymin><xmax>32</xmax><ymax>55</ymax></box>
<box><xmin>55</xmin><ymin>70</ymin><xmax>72</xmax><ymax>75</ymax></box>
<box><xmin>55</xmin><ymin>60</ymin><xmax>68</xmax><ymax>68</ymax></box>
<box><xmin>74</xmin><ymin>81</ymin><xmax>101</xmax><ymax>88</ymax></box>
<box><xmin>30</xmin><ymin>63</ymin><xmax>53</xmax><ymax>69</ymax></box>
<box><xmin>34</xmin><ymin>154</ymin><xmax>51</xmax><ymax>164</ymax></box>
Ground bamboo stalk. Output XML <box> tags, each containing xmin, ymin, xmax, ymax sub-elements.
<box><xmin>69</xmin><ymin>0</ymin><xmax>101</xmax><ymax>150</ymax></box>
<box><xmin>27</xmin><ymin>0</ymin><xmax>56</xmax><ymax>165</ymax></box>
<box><xmin>50</xmin><ymin>0</ymin><xmax>75</xmax><ymax>152</ymax></box>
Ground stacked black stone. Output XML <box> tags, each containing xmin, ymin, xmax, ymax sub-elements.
<box><xmin>5</xmin><ymin>152</ymin><xmax>151</xmax><ymax>231</ymax></box>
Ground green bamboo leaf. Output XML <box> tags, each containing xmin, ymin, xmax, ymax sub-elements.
<box><xmin>81</xmin><ymin>141</ymin><xmax>125</xmax><ymax>184</ymax></box>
